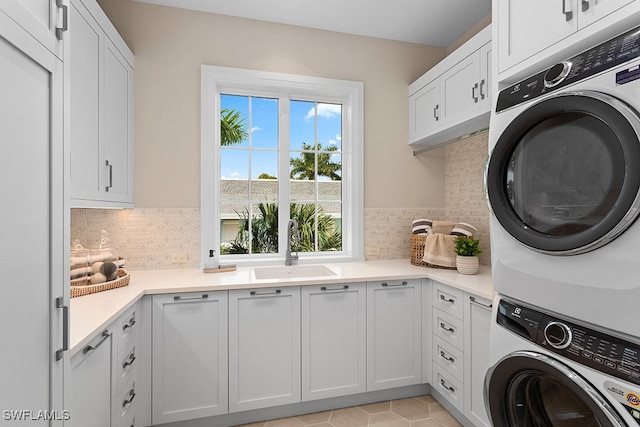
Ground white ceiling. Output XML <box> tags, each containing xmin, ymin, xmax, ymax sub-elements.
<box><xmin>130</xmin><ymin>0</ymin><xmax>491</xmax><ymax>48</ymax></box>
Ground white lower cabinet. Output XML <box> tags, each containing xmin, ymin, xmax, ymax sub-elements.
<box><xmin>463</xmin><ymin>293</ymin><xmax>492</xmax><ymax>427</ymax></box>
<box><xmin>229</xmin><ymin>287</ymin><xmax>301</xmax><ymax>412</ymax></box>
<box><xmin>366</xmin><ymin>280</ymin><xmax>422</xmax><ymax>391</ymax></box>
<box><xmin>152</xmin><ymin>292</ymin><xmax>228</xmax><ymax>424</ymax></box>
<box><xmin>302</xmin><ymin>283</ymin><xmax>367</xmax><ymax>401</ymax></box>
<box><xmin>68</xmin><ymin>329</ymin><xmax>113</xmax><ymax>427</ymax></box>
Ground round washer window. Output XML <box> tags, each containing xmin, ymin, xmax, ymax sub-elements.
<box><xmin>487</xmin><ymin>91</ymin><xmax>640</xmax><ymax>254</ymax></box>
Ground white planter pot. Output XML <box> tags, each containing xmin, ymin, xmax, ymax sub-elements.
<box><xmin>456</xmin><ymin>255</ymin><xmax>479</xmax><ymax>275</ymax></box>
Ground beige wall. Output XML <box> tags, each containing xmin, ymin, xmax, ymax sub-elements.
<box><xmin>97</xmin><ymin>0</ymin><xmax>448</xmax><ymax>209</ymax></box>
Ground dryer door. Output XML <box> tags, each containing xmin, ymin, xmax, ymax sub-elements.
<box><xmin>485</xmin><ymin>351</ymin><xmax>626</xmax><ymax>426</ymax></box>
<box><xmin>486</xmin><ymin>91</ymin><xmax>640</xmax><ymax>255</ymax></box>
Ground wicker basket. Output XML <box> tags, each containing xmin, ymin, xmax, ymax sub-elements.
<box><xmin>71</xmin><ymin>269</ymin><xmax>130</xmax><ymax>298</ymax></box>
<box><xmin>410</xmin><ymin>234</ymin><xmax>456</xmax><ymax>269</ymax></box>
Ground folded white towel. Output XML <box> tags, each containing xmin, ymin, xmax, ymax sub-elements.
<box><xmin>451</xmin><ymin>222</ymin><xmax>477</xmax><ymax>237</ymax></box>
<box><xmin>412</xmin><ymin>219</ymin><xmax>432</xmax><ymax>234</ymax></box>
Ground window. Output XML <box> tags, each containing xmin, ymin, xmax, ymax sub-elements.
<box><xmin>201</xmin><ymin>66</ymin><xmax>363</xmax><ymax>265</ymax></box>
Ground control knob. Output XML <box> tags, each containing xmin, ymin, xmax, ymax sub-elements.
<box><xmin>544</xmin><ymin>321</ymin><xmax>573</xmax><ymax>349</ymax></box>
<box><xmin>544</xmin><ymin>61</ymin><xmax>572</xmax><ymax>88</ymax></box>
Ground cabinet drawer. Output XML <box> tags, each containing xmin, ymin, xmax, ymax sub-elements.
<box><xmin>432</xmin><ymin>282</ymin><xmax>463</xmax><ymax>319</ymax></box>
<box><xmin>433</xmin><ymin>365</ymin><xmax>463</xmax><ymax>412</ymax></box>
<box><xmin>432</xmin><ymin>335</ymin><xmax>463</xmax><ymax>381</ymax></box>
<box><xmin>115</xmin><ymin>380</ymin><xmax>137</xmax><ymax>422</ymax></box>
<box><xmin>432</xmin><ymin>309</ymin><xmax>464</xmax><ymax>351</ymax></box>
<box><xmin>116</xmin><ymin>342</ymin><xmax>138</xmax><ymax>394</ymax></box>
<box><xmin>116</xmin><ymin>305</ymin><xmax>138</xmax><ymax>354</ymax></box>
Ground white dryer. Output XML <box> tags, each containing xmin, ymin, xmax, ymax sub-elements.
<box><xmin>485</xmin><ymin>296</ymin><xmax>640</xmax><ymax>426</ymax></box>
<box><xmin>486</xmin><ymin>25</ymin><xmax>640</xmax><ymax>337</ymax></box>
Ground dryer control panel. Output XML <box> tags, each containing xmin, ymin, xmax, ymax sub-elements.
<box><xmin>496</xmin><ymin>24</ymin><xmax>640</xmax><ymax>112</ymax></box>
<box><xmin>497</xmin><ymin>298</ymin><xmax>640</xmax><ymax>386</ymax></box>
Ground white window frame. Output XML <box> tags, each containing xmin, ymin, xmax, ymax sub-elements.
<box><xmin>201</xmin><ymin>65</ymin><xmax>364</xmax><ymax>266</ymax></box>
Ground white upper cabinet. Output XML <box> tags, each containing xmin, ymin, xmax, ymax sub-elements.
<box><xmin>408</xmin><ymin>25</ymin><xmax>491</xmax><ymax>148</ymax></box>
<box><xmin>0</xmin><ymin>0</ymin><xmax>65</xmax><ymax>57</ymax></box>
<box><xmin>67</xmin><ymin>0</ymin><xmax>134</xmax><ymax>207</ymax></box>
<box><xmin>496</xmin><ymin>0</ymin><xmax>638</xmax><ymax>79</ymax></box>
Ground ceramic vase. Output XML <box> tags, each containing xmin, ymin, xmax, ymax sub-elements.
<box><xmin>456</xmin><ymin>255</ymin><xmax>479</xmax><ymax>275</ymax></box>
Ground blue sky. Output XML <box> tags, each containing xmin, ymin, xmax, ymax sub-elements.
<box><xmin>220</xmin><ymin>94</ymin><xmax>342</xmax><ymax>180</ymax></box>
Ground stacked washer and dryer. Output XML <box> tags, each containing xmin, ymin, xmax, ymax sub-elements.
<box><xmin>484</xmin><ymin>24</ymin><xmax>640</xmax><ymax>426</ymax></box>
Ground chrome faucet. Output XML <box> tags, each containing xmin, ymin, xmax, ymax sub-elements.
<box><xmin>285</xmin><ymin>219</ymin><xmax>299</xmax><ymax>266</ymax></box>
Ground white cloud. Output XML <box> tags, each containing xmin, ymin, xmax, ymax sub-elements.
<box><xmin>250</xmin><ymin>126</ymin><xmax>261</xmax><ymax>133</ymax></box>
<box><xmin>222</xmin><ymin>171</ymin><xmax>241</xmax><ymax>179</ymax></box>
<box><xmin>305</xmin><ymin>103</ymin><xmax>341</xmax><ymax>120</ymax></box>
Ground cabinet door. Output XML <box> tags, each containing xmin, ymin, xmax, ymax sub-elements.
<box><xmin>0</xmin><ymin>0</ymin><xmax>63</xmax><ymax>57</ymax></box>
<box><xmin>68</xmin><ymin>330</ymin><xmax>113</xmax><ymax>427</ymax></box>
<box><xmin>409</xmin><ymin>79</ymin><xmax>440</xmax><ymax>142</ymax></box>
<box><xmin>497</xmin><ymin>0</ymin><xmax>577</xmax><ymax>73</ymax></box>
<box><xmin>152</xmin><ymin>292</ymin><xmax>228</xmax><ymax>424</ymax></box>
<box><xmin>440</xmin><ymin>50</ymin><xmax>481</xmax><ymax>126</ymax></box>
<box><xmin>229</xmin><ymin>287</ymin><xmax>301</xmax><ymax>412</ymax></box>
<box><xmin>302</xmin><ymin>283</ymin><xmax>366</xmax><ymax>401</ymax></box>
<box><xmin>367</xmin><ymin>280</ymin><xmax>421</xmax><ymax>391</ymax></box>
<box><xmin>0</xmin><ymin>11</ymin><xmax>65</xmax><ymax>425</ymax></box>
<box><xmin>68</xmin><ymin>0</ymin><xmax>102</xmax><ymax>201</ymax></box>
<box><xmin>479</xmin><ymin>42</ymin><xmax>492</xmax><ymax>111</ymax></box>
<box><xmin>578</xmin><ymin>0</ymin><xmax>635</xmax><ymax>27</ymax></box>
<box><xmin>463</xmin><ymin>294</ymin><xmax>492</xmax><ymax>427</ymax></box>
<box><xmin>103</xmin><ymin>36</ymin><xmax>134</xmax><ymax>203</ymax></box>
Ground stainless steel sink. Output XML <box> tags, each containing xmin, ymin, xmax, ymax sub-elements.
<box><xmin>254</xmin><ymin>264</ymin><xmax>337</xmax><ymax>280</ymax></box>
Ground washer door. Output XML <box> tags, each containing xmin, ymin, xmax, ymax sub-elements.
<box><xmin>485</xmin><ymin>351</ymin><xmax>625</xmax><ymax>426</ymax></box>
<box><xmin>486</xmin><ymin>91</ymin><xmax>640</xmax><ymax>254</ymax></box>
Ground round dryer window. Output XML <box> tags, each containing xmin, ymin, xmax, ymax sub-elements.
<box><xmin>486</xmin><ymin>91</ymin><xmax>640</xmax><ymax>255</ymax></box>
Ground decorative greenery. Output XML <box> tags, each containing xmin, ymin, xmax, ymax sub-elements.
<box><xmin>290</xmin><ymin>142</ymin><xmax>341</xmax><ymax>181</ymax></box>
<box><xmin>220</xmin><ymin>108</ymin><xmax>248</xmax><ymax>146</ymax></box>
<box><xmin>453</xmin><ymin>236</ymin><xmax>482</xmax><ymax>257</ymax></box>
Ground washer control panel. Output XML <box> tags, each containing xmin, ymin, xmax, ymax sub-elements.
<box><xmin>497</xmin><ymin>298</ymin><xmax>640</xmax><ymax>386</ymax></box>
<box><xmin>496</xmin><ymin>24</ymin><xmax>640</xmax><ymax>112</ymax></box>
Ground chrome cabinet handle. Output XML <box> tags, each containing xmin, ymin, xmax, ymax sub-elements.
<box><xmin>562</xmin><ymin>0</ymin><xmax>573</xmax><ymax>21</ymax></box>
<box><xmin>582</xmin><ymin>0</ymin><xmax>590</xmax><ymax>11</ymax></box>
<box><xmin>56</xmin><ymin>297</ymin><xmax>68</xmax><ymax>361</ymax></box>
<box><xmin>122</xmin><ymin>352</ymin><xmax>136</xmax><ymax>370</ymax></box>
<box><xmin>55</xmin><ymin>0</ymin><xmax>68</xmax><ymax>40</ymax></box>
<box><xmin>440</xmin><ymin>322</ymin><xmax>455</xmax><ymax>333</ymax></box>
<box><xmin>321</xmin><ymin>285</ymin><xmax>349</xmax><ymax>291</ymax></box>
<box><xmin>83</xmin><ymin>330</ymin><xmax>111</xmax><ymax>354</ymax></box>
<box><xmin>440</xmin><ymin>351</ymin><xmax>455</xmax><ymax>363</ymax></box>
<box><xmin>174</xmin><ymin>294</ymin><xmax>209</xmax><ymax>301</ymax></box>
<box><xmin>479</xmin><ymin>79</ymin><xmax>486</xmax><ymax>100</ymax></box>
<box><xmin>122</xmin><ymin>317</ymin><xmax>136</xmax><ymax>331</ymax></box>
<box><xmin>440</xmin><ymin>294</ymin><xmax>455</xmax><ymax>304</ymax></box>
<box><xmin>440</xmin><ymin>378</ymin><xmax>455</xmax><ymax>393</ymax></box>
<box><xmin>105</xmin><ymin>160</ymin><xmax>113</xmax><ymax>191</ymax></box>
<box><xmin>433</xmin><ymin>104</ymin><xmax>439</xmax><ymax>121</ymax></box>
<box><xmin>122</xmin><ymin>388</ymin><xmax>136</xmax><ymax>409</ymax></box>
<box><xmin>469</xmin><ymin>295</ymin><xmax>492</xmax><ymax>309</ymax></box>
<box><xmin>472</xmin><ymin>82</ymin><xmax>479</xmax><ymax>102</ymax></box>
<box><xmin>382</xmin><ymin>281</ymin><xmax>407</xmax><ymax>287</ymax></box>
<box><xmin>250</xmin><ymin>289</ymin><xmax>282</xmax><ymax>296</ymax></box>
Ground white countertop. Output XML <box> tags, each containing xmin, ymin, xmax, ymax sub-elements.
<box><xmin>69</xmin><ymin>259</ymin><xmax>493</xmax><ymax>355</ymax></box>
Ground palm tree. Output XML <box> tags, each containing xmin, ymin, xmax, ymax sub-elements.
<box><xmin>290</xmin><ymin>142</ymin><xmax>341</xmax><ymax>181</ymax></box>
<box><xmin>220</xmin><ymin>108</ymin><xmax>248</xmax><ymax>146</ymax></box>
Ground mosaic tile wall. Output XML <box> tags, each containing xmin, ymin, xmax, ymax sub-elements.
<box><xmin>71</xmin><ymin>132</ymin><xmax>491</xmax><ymax>270</ymax></box>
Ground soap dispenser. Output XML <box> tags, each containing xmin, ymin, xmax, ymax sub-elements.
<box><xmin>203</xmin><ymin>249</ymin><xmax>220</xmax><ymax>272</ymax></box>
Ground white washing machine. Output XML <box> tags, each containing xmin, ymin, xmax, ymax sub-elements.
<box><xmin>486</xmin><ymin>25</ymin><xmax>640</xmax><ymax>338</ymax></box>
<box><xmin>484</xmin><ymin>296</ymin><xmax>640</xmax><ymax>426</ymax></box>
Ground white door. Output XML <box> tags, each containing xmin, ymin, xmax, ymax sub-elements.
<box><xmin>0</xmin><ymin>0</ymin><xmax>64</xmax><ymax>57</ymax></box>
<box><xmin>152</xmin><ymin>292</ymin><xmax>228</xmax><ymax>424</ymax></box>
<box><xmin>578</xmin><ymin>0</ymin><xmax>635</xmax><ymax>27</ymax></box>
<box><xmin>302</xmin><ymin>283</ymin><xmax>366</xmax><ymax>401</ymax></box>
<box><xmin>497</xmin><ymin>0</ymin><xmax>577</xmax><ymax>73</ymax></box>
<box><xmin>409</xmin><ymin>79</ymin><xmax>440</xmax><ymax>141</ymax></box>
<box><xmin>0</xmin><ymin>9</ymin><xmax>66</xmax><ymax>426</ymax></box>
<box><xmin>229</xmin><ymin>287</ymin><xmax>301</xmax><ymax>412</ymax></box>
<box><xmin>441</xmin><ymin>51</ymin><xmax>481</xmax><ymax>125</ymax></box>
<box><xmin>367</xmin><ymin>280</ymin><xmax>422</xmax><ymax>391</ymax></box>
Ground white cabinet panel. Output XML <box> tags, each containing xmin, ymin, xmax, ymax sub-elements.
<box><xmin>229</xmin><ymin>287</ymin><xmax>301</xmax><ymax>412</ymax></box>
<box><xmin>433</xmin><ymin>309</ymin><xmax>464</xmax><ymax>351</ymax></box>
<box><xmin>409</xmin><ymin>79</ymin><xmax>440</xmax><ymax>142</ymax></box>
<box><xmin>152</xmin><ymin>292</ymin><xmax>228</xmax><ymax>424</ymax></box>
<box><xmin>0</xmin><ymin>0</ymin><xmax>63</xmax><ymax>57</ymax></box>
<box><xmin>302</xmin><ymin>283</ymin><xmax>366</xmax><ymax>401</ymax></box>
<box><xmin>367</xmin><ymin>280</ymin><xmax>422</xmax><ymax>391</ymax></box>
<box><xmin>441</xmin><ymin>50</ymin><xmax>481</xmax><ymax>125</ymax></box>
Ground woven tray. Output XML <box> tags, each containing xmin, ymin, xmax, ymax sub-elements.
<box><xmin>71</xmin><ymin>269</ymin><xmax>130</xmax><ymax>298</ymax></box>
<box><xmin>410</xmin><ymin>234</ymin><xmax>456</xmax><ymax>269</ymax></box>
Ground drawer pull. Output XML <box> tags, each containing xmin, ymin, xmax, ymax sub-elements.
<box><xmin>439</xmin><ymin>294</ymin><xmax>455</xmax><ymax>304</ymax></box>
<box><xmin>440</xmin><ymin>322</ymin><xmax>455</xmax><ymax>333</ymax></box>
<box><xmin>83</xmin><ymin>330</ymin><xmax>111</xmax><ymax>354</ymax></box>
<box><xmin>122</xmin><ymin>352</ymin><xmax>136</xmax><ymax>370</ymax></box>
<box><xmin>122</xmin><ymin>389</ymin><xmax>136</xmax><ymax>409</ymax></box>
<box><xmin>122</xmin><ymin>317</ymin><xmax>136</xmax><ymax>331</ymax></box>
<box><xmin>381</xmin><ymin>281</ymin><xmax>407</xmax><ymax>287</ymax></box>
<box><xmin>174</xmin><ymin>294</ymin><xmax>209</xmax><ymax>301</ymax></box>
<box><xmin>440</xmin><ymin>378</ymin><xmax>456</xmax><ymax>393</ymax></box>
<box><xmin>469</xmin><ymin>295</ymin><xmax>492</xmax><ymax>308</ymax></box>
<box><xmin>250</xmin><ymin>289</ymin><xmax>282</xmax><ymax>296</ymax></box>
<box><xmin>440</xmin><ymin>350</ymin><xmax>455</xmax><ymax>363</ymax></box>
<box><xmin>321</xmin><ymin>285</ymin><xmax>349</xmax><ymax>291</ymax></box>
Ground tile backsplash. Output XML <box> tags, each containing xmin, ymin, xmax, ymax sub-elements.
<box><xmin>71</xmin><ymin>132</ymin><xmax>491</xmax><ymax>270</ymax></box>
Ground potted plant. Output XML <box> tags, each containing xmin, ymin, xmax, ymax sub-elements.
<box><xmin>453</xmin><ymin>236</ymin><xmax>482</xmax><ymax>275</ymax></box>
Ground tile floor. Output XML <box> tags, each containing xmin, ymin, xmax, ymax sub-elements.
<box><xmin>235</xmin><ymin>395</ymin><xmax>463</xmax><ymax>427</ymax></box>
